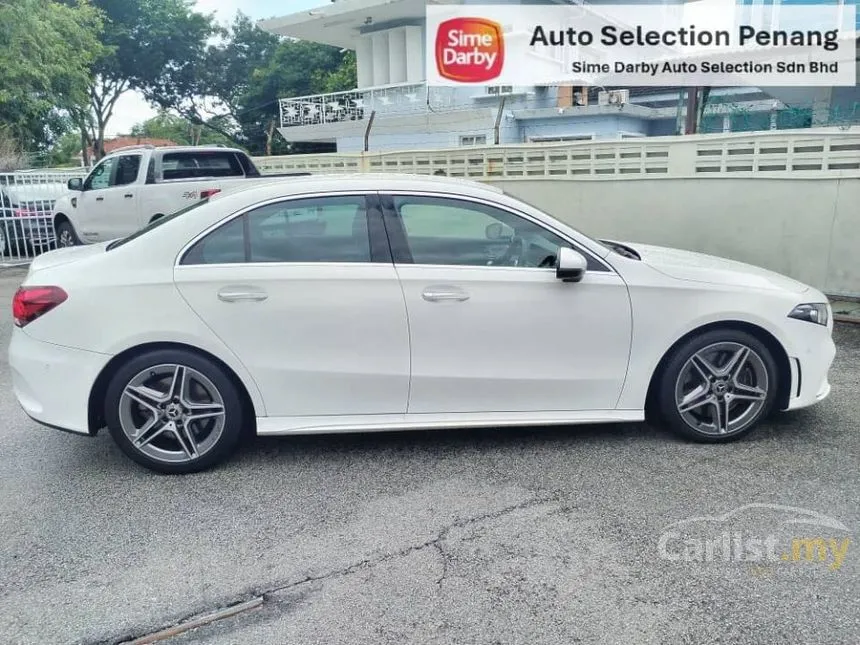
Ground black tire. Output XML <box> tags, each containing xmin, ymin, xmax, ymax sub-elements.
<box><xmin>104</xmin><ymin>348</ymin><xmax>245</xmax><ymax>474</ymax></box>
<box><xmin>657</xmin><ymin>329</ymin><xmax>779</xmax><ymax>443</ymax></box>
<box><xmin>56</xmin><ymin>219</ymin><xmax>81</xmax><ymax>247</ymax></box>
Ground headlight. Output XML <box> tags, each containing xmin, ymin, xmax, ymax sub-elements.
<box><xmin>788</xmin><ymin>303</ymin><xmax>830</xmax><ymax>326</ymax></box>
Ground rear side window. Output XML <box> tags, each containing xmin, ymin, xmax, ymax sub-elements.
<box><xmin>181</xmin><ymin>195</ymin><xmax>373</xmax><ymax>265</ymax></box>
<box><xmin>161</xmin><ymin>151</ymin><xmax>244</xmax><ymax>180</ymax></box>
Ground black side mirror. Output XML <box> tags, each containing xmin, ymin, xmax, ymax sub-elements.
<box><xmin>67</xmin><ymin>178</ymin><xmax>83</xmax><ymax>191</ymax></box>
<box><xmin>556</xmin><ymin>247</ymin><xmax>588</xmax><ymax>282</ymax></box>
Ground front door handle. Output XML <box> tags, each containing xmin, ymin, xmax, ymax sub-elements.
<box><xmin>422</xmin><ymin>286</ymin><xmax>470</xmax><ymax>302</ymax></box>
<box><xmin>218</xmin><ymin>287</ymin><xmax>268</xmax><ymax>303</ymax></box>
<box><xmin>124</xmin><ymin>193</ymin><xmax>133</xmax><ymax>199</ymax></box>
<box><xmin>95</xmin><ymin>196</ymin><xmax>104</xmax><ymax>202</ymax></box>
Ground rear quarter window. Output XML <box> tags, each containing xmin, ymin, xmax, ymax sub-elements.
<box><xmin>161</xmin><ymin>151</ymin><xmax>244</xmax><ymax>181</ymax></box>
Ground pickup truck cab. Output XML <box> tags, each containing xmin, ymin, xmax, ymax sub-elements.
<box><xmin>52</xmin><ymin>145</ymin><xmax>305</xmax><ymax>246</ymax></box>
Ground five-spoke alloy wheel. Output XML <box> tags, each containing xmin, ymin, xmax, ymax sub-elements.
<box><xmin>105</xmin><ymin>349</ymin><xmax>244</xmax><ymax>473</ymax></box>
<box><xmin>658</xmin><ymin>330</ymin><xmax>778</xmax><ymax>442</ymax></box>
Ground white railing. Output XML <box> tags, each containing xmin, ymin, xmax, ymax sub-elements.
<box><xmin>253</xmin><ymin>128</ymin><xmax>860</xmax><ymax>180</ymax></box>
<box><xmin>279</xmin><ymin>82</ymin><xmax>457</xmax><ymax>127</ymax></box>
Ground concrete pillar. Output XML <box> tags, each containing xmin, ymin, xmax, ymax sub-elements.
<box><xmin>356</xmin><ymin>37</ymin><xmax>373</xmax><ymax>89</ymax></box>
<box><xmin>404</xmin><ymin>26</ymin><xmax>424</xmax><ymax>83</ymax></box>
<box><xmin>372</xmin><ymin>32</ymin><xmax>390</xmax><ymax>86</ymax></box>
<box><xmin>388</xmin><ymin>28</ymin><xmax>407</xmax><ymax>84</ymax></box>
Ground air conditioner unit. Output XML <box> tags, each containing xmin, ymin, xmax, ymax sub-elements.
<box><xmin>598</xmin><ymin>89</ymin><xmax>630</xmax><ymax>106</ymax></box>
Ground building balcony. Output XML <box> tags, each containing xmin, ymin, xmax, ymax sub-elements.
<box><xmin>279</xmin><ymin>82</ymin><xmax>459</xmax><ymax>128</ymax></box>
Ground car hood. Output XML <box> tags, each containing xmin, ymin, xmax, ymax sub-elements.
<box><xmin>612</xmin><ymin>241</ymin><xmax>810</xmax><ymax>294</ymax></box>
<box><xmin>27</xmin><ymin>242</ymin><xmax>110</xmax><ymax>274</ymax></box>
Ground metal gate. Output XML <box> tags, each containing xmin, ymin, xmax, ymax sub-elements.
<box><xmin>0</xmin><ymin>171</ymin><xmax>84</xmax><ymax>262</ymax></box>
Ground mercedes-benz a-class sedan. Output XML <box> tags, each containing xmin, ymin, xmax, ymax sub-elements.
<box><xmin>8</xmin><ymin>175</ymin><xmax>835</xmax><ymax>473</ymax></box>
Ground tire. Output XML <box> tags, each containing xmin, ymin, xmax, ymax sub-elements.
<box><xmin>657</xmin><ymin>329</ymin><xmax>779</xmax><ymax>443</ymax></box>
<box><xmin>0</xmin><ymin>226</ymin><xmax>6</xmax><ymax>256</ymax></box>
<box><xmin>56</xmin><ymin>219</ymin><xmax>81</xmax><ymax>248</ymax></box>
<box><xmin>104</xmin><ymin>348</ymin><xmax>245</xmax><ymax>474</ymax></box>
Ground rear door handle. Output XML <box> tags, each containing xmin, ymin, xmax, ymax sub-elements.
<box><xmin>95</xmin><ymin>197</ymin><xmax>104</xmax><ymax>202</ymax></box>
<box><xmin>422</xmin><ymin>286</ymin><xmax>470</xmax><ymax>302</ymax></box>
<box><xmin>124</xmin><ymin>193</ymin><xmax>133</xmax><ymax>199</ymax></box>
<box><xmin>218</xmin><ymin>287</ymin><xmax>268</xmax><ymax>303</ymax></box>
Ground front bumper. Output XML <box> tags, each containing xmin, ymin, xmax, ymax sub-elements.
<box><xmin>9</xmin><ymin>329</ymin><xmax>110</xmax><ymax>435</ymax></box>
<box><xmin>783</xmin><ymin>319</ymin><xmax>836</xmax><ymax>411</ymax></box>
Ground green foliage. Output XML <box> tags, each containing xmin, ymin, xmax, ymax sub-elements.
<box><xmin>130</xmin><ymin>112</ymin><xmax>235</xmax><ymax>147</ymax></box>
<box><xmin>0</xmin><ymin>0</ymin><xmax>104</xmax><ymax>151</ymax></box>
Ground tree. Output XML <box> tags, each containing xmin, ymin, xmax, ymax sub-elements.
<box><xmin>130</xmin><ymin>111</ymin><xmax>235</xmax><ymax>147</ymax></box>
<box><xmin>0</xmin><ymin>0</ymin><xmax>104</xmax><ymax>153</ymax></box>
<box><xmin>236</xmin><ymin>39</ymin><xmax>356</xmax><ymax>155</ymax></box>
<box><xmin>67</xmin><ymin>0</ymin><xmax>216</xmax><ymax>163</ymax></box>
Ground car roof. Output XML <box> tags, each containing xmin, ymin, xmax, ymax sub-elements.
<box><xmin>214</xmin><ymin>172</ymin><xmax>505</xmax><ymax>203</ymax></box>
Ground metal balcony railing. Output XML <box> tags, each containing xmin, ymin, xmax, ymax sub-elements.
<box><xmin>279</xmin><ymin>82</ymin><xmax>456</xmax><ymax>127</ymax></box>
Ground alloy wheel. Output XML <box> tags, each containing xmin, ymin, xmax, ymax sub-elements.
<box><xmin>118</xmin><ymin>363</ymin><xmax>226</xmax><ymax>464</ymax></box>
<box><xmin>58</xmin><ymin>229</ymin><xmax>75</xmax><ymax>247</ymax></box>
<box><xmin>674</xmin><ymin>341</ymin><xmax>769</xmax><ymax>436</ymax></box>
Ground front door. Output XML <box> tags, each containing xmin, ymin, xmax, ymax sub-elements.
<box><xmin>76</xmin><ymin>153</ymin><xmax>142</xmax><ymax>242</ymax></box>
<box><xmin>174</xmin><ymin>193</ymin><xmax>410</xmax><ymax>418</ymax></box>
<box><xmin>382</xmin><ymin>193</ymin><xmax>633</xmax><ymax>414</ymax></box>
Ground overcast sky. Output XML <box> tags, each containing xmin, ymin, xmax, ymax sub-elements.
<box><xmin>107</xmin><ymin>0</ymin><xmax>326</xmax><ymax>135</ymax></box>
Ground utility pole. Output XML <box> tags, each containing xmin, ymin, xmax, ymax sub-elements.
<box><xmin>684</xmin><ymin>87</ymin><xmax>700</xmax><ymax>135</ymax></box>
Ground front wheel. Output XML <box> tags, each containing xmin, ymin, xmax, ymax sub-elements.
<box><xmin>56</xmin><ymin>220</ymin><xmax>81</xmax><ymax>248</ymax></box>
<box><xmin>657</xmin><ymin>329</ymin><xmax>779</xmax><ymax>442</ymax></box>
<box><xmin>104</xmin><ymin>349</ymin><xmax>245</xmax><ymax>474</ymax></box>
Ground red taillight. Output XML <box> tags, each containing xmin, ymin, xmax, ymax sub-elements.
<box><xmin>200</xmin><ymin>188</ymin><xmax>221</xmax><ymax>200</ymax></box>
<box><xmin>12</xmin><ymin>286</ymin><xmax>67</xmax><ymax>328</ymax></box>
<box><xmin>14</xmin><ymin>208</ymin><xmax>34</xmax><ymax>218</ymax></box>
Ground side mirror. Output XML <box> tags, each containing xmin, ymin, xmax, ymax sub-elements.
<box><xmin>556</xmin><ymin>247</ymin><xmax>587</xmax><ymax>282</ymax></box>
<box><xmin>67</xmin><ymin>178</ymin><xmax>83</xmax><ymax>191</ymax></box>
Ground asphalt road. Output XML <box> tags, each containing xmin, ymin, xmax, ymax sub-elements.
<box><xmin>0</xmin><ymin>266</ymin><xmax>857</xmax><ymax>645</ymax></box>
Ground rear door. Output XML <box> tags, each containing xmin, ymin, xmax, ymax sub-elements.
<box><xmin>174</xmin><ymin>192</ymin><xmax>411</xmax><ymax>419</ymax></box>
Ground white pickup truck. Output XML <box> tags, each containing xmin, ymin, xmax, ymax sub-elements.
<box><xmin>51</xmin><ymin>145</ymin><xmax>307</xmax><ymax>247</ymax></box>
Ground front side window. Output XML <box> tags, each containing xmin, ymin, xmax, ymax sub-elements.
<box><xmin>391</xmin><ymin>195</ymin><xmax>576</xmax><ymax>269</ymax></box>
<box><xmin>84</xmin><ymin>157</ymin><xmax>117</xmax><ymax>191</ymax></box>
<box><xmin>181</xmin><ymin>195</ymin><xmax>372</xmax><ymax>265</ymax></box>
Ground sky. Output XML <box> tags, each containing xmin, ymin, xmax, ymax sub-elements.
<box><xmin>106</xmin><ymin>0</ymin><xmax>326</xmax><ymax>136</ymax></box>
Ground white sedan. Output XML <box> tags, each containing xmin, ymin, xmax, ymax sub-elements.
<box><xmin>8</xmin><ymin>175</ymin><xmax>835</xmax><ymax>473</ymax></box>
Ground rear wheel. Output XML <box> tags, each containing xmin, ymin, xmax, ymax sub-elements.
<box><xmin>104</xmin><ymin>349</ymin><xmax>245</xmax><ymax>474</ymax></box>
<box><xmin>56</xmin><ymin>220</ymin><xmax>80</xmax><ymax>248</ymax></box>
<box><xmin>657</xmin><ymin>329</ymin><xmax>778</xmax><ymax>442</ymax></box>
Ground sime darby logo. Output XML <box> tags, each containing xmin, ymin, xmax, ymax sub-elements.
<box><xmin>435</xmin><ymin>17</ymin><xmax>505</xmax><ymax>83</ymax></box>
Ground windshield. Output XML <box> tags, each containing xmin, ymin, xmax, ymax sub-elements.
<box><xmin>106</xmin><ymin>199</ymin><xmax>210</xmax><ymax>251</ymax></box>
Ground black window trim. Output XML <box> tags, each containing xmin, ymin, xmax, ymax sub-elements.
<box><xmin>176</xmin><ymin>191</ymin><xmax>392</xmax><ymax>267</ymax></box>
<box><xmin>379</xmin><ymin>191</ymin><xmax>616</xmax><ymax>273</ymax></box>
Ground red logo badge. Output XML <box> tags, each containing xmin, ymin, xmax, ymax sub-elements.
<box><xmin>435</xmin><ymin>17</ymin><xmax>504</xmax><ymax>83</ymax></box>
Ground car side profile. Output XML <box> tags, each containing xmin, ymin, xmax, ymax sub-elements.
<box><xmin>9</xmin><ymin>174</ymin><xmax>835</xmax><ymax>473</ymax></box>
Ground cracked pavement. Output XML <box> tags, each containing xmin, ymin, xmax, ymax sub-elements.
<box><xmin>0</xmin><ymin>267</ymin><xmax>858</xmax><ymax>645</ymax></box>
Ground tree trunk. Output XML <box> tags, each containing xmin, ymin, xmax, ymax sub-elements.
<box><xmin>265</xmin><ymin>119</ymin><xmax>276</xmax><ymax>156</ymax></box>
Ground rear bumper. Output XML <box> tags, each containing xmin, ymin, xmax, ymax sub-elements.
<box><xmin>784</xmin><ymin>322</ymin><xmax>836</xmax><ymax>411</ymax></box>
<box><xmin>9</xmin><ymin>329</ymin><xmax>109</xmax><ymax>435</ymax></box>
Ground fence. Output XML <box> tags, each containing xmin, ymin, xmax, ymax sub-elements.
<box><xmin>0</xmin><ymin>171</ymin><xmax>82</xmax><ymax>263</ymax></box>
<box><xmin>251</xmin><ymin>127</ymin><xmax>860</xmax><ymax>180</ymax></box>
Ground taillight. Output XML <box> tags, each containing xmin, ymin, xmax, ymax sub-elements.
<box><xmin>14</xmin><ymin>208</ymin><xmax>34</xmax><ymax>217</ymax></box>
<box><xmin>200</xmin><ymin>188</ymin><xmax>221</xmax><ymax>200</ymax></box>
<box><xmin>12</xmin><ymin>286</ymin><xmax>68</xmax><ymax>328</ymax></box>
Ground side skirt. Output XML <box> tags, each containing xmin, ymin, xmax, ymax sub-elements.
<box><xmin>255</xmin><ymin>409</ymin><xmax>644</xmax><ymax>436</ymax></box>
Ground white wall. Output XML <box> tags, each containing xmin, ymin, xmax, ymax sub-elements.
<box><xmin>492</xmin><ymin>177</ymin><xmax>860</xmax><ymax>298</ymax></box>
<box><xmin>356</xmin><ymin>26</ymin><xmax>426</xmax><ymax>88</ymax></box>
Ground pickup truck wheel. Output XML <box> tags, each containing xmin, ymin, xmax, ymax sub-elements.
<box><xmin>56</xmin><ymin>221</ymin><xmax>81</xmax><ymax>248</ymax></box>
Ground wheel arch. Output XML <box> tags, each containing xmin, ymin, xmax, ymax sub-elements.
<box><xmin>88</xmin><ymin>341</ymin><xmax>258</xmax><ymax>436</ymax></box>
<box><xmin>644</xmin><ymin>320</ymin><xmax>793</xmax><ymax>420</ymax></box>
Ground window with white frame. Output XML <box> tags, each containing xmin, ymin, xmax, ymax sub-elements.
<box><xmin>460</xmin><ymin>135</ymin><xmax>488</xmax><ymax>146</ymax></box>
